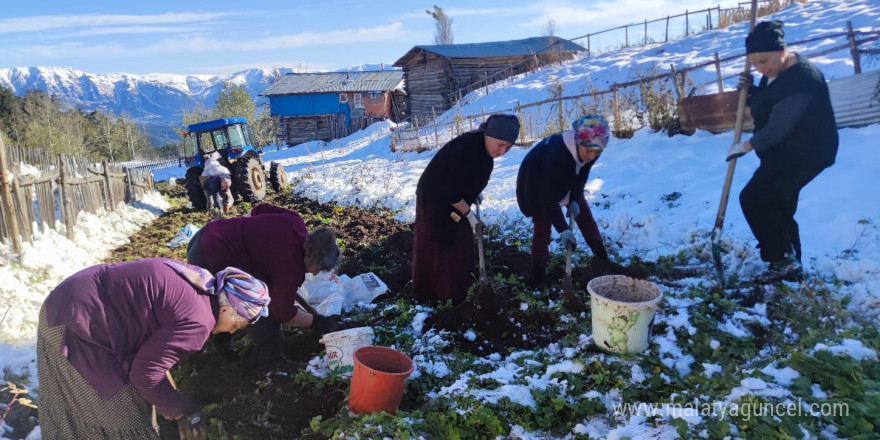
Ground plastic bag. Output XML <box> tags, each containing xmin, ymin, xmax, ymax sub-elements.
<box><xmin>298</xmin><ymin>271</ymin><xmax>387</xmax><ymax>316</ymax></box>
<box><xmin>298</xmin><ymin>271</ymin><xmax>344</xmax><ymax>316</ymax></box>
<box><xmin>340</xmin><ymin>272</ymin><xmax>388</xmax><ymax>311</ymax></box>
<box><xmin>164</xmin><ymin>224</ymin><xmax>200</xmax><ymax>248</ymax></box>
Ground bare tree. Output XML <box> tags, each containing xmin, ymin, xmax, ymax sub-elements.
<box><xmin>118</xmin><ymin>114</ymin><xmax>149</xmax><ymax>160</ymax></box>
<box><xmin>426</xmin><ymin>5</ymin><xmax>454</xmax><ymax>45</ymax></box>
<box><xmin>543</xmin><ymin>18</ymin><xmax>557</xmax><ymax>37</ymax></box>
<box><xmin>90</xmin><ymin>112</ymin><xmax>125</xmax><ymax>162</ymax></box>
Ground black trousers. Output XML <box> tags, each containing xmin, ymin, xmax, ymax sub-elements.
<box><xmin>739</xmin><ymin>157</ymin><xmax>826</xmax><ymax>263</ymax></box>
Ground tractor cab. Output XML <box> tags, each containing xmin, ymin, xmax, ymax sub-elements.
<box><xmin>182</xmin><ymin>117</ymin><xmax>258</xmax><ymax>170</ymax></box>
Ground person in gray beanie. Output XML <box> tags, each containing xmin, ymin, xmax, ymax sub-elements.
<box><xmin>412</xmin><ymin>113</ymin><xmax>520</xmax><ymax>304</ymax></box>
<box><xmin>727</xmin><ymin>20</ymin><xmax>838</xmax><ymax>283</ymax></box>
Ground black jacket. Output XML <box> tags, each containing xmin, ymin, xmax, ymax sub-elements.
<box><xmin>748</xmin><ymin>54</ymin><xmax>838</xmax><ymax>168</ymax></box>
<box><xmin>516</xmin><ymin>133</ymin><xmax>595</xmax><ymax>233</ymax></box>
<box><xmin>416</xmin><ymin>130</ymin><xmax>493</xmax><ymax>236</ymax></box>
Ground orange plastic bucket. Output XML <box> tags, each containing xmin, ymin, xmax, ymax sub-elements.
<box><xmin>348</xmin><ymin>346</ymin><xmax>413</xmax><ymax>414</ymax></box>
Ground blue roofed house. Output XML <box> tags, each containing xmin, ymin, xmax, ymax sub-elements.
<box><xmin>260</xmin><ymin>70</ymin><xmax>405</xmax><ymax>146</ymax></box>
<box><xmin>393</xmin><ymin>36</ymin><xmax>586</xmax><ymax>122</ymax></box>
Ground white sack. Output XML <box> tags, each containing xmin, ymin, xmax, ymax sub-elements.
<box><xmin>298</xmin><ymin>271</ymin><xmax>388</xmax><ymax>316</ymax></box>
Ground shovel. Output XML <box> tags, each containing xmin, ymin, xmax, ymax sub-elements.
<box><xmin>473</xmin><ymin>200</ymin><xmax>497</xmax><ymax>320</ymax></box>
<box><xmin>562</xmin><ymin>209</ymin><xmax>586</xmax><ymax>312</ymax></box>
<box><xmin>711</xmin><ymin>0</ymin><xmax>759</xmax><ymax>287</ymax></box>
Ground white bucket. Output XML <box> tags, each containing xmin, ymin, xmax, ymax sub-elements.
<box><xmin>319</xmin><ymin>327</ymin><xmax>374</xmax><ymax>375</ymax></box>
<box><xmin>588</xmin><ymin>275</ymin><xmax>662</xmax><ymax>354</ymax></box>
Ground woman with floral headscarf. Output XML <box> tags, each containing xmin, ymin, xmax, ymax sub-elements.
<box><xmin>516</xmin><ymin>115</ymin><xmax>614</xmax><ymax>283</ymax></box>
<box><xmin>36</xmin><ymin>258</ymin><xmax>270</xmax><ymax>440</ymax></box>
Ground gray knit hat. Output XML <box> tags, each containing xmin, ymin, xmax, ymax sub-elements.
<box><xmin>482</xmin><ymin>114</ymin><xmax>520</xmax><ymax>144</ymax></box>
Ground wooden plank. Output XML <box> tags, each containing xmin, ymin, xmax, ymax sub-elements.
<box><xmin>678</xmin><ymin>90</ymin><xmax>754</xmax><ymax>133</ymax></box>
<box><xmin>679</xmin><ymin>69</ymin><xmax>880</xmax><ymax>133</ymax></box>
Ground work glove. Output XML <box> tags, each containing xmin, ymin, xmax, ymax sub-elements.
<box><xmin>737</xmin><ymin>71</ymin><xmax>754</xmax><ymax>91</ymax></box>
<box><xmin>566</xmin><ymin>201</ymin><xmax>580</xmax><ymax>219</ymax></box>
<box><xmin>311</xmin><ymin>314</ymin><xmax>340</xmax><ymax>334</ymax></box>
<box><xmin>726</xmin><ymin>141</ymin><xmax>750</xmax><ymax>162</ymax></box>
<box><xmin>465</xmin><ymin>209</ymin><xmax>480</xmax><ymax>232</ymax></box>
<box><xmin>177</xmin><ymin>407</ymin><xmax>206</xmax><ymax>440</ymax></box>
<box><xmin>558</xmin><ymin>229</ymin><xmax>577</xmax><ymax>249</ymax></box>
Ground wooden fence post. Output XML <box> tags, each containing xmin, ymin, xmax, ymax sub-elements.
<box><xmin>665</xmin><ymin>16</ymin><xmax>670</xmax><ymax>42</ymax></box>
<box><xmin>57</xmin><ymin>154</ymin><xmax>74</xmax><ymax>239</ymax></box>
<box><xmin>612</xmin><ymin>88</ymin><xmax>621</xmax><ymax>135</ymax></box>
<box><xmin>432</xmin><ymin>107</ymin><xmax>439</xmax><ymax>149</ymax></box>
<box><xmin>644</xmin><ymin>19</ymin><xmax>648</xmax><ymax>45</ymax></box>
<box><xmin>484</xmin><ymin>72</ymin><xmax>490</xmax><ymax>96</ymax></box>
<box><xmin>558</xmin><ymin>94</ymin><xmax>565</xmax><ymax>131</ymax></box>
<box><xmin>0</xmin><ymin>136</ymin><xmax>22</xmax><ymax>254</ymax></box>
<box><xmin>126</xmin><ymin>168</ymin><xmax>134</xmax><ymax>203</ymax></box>
<box><xmin>587</xmin><ymin>35</ymin><xmax>591</xmax><ymax>57</ymax></box>
<box><xmin>685</xmin><ymin>10</ymin><xmax>689</xmax><ymax>36</ymax></box>
<box><xmin>714</xmin><ymin>52</ymin><xmax>724</xmax><ymax>92</ymax></box>
<box><xmin>515</xmin><ymin>100</ymin><xmax>523</xmax><ymax>144</ymax></box>
<box><xmin>669</xmin><ymin>64</ymin><xmax>683</xmax><ymax>102</ymax></box>
<box><xmin>625</xmin><ymin>25</ymin><xmax>629</xmax><ymax>47</ymax></box>
<box><xmin>102</xmin><ymin>160</ymin><xmax>114</xmax><ymax>209</ymax></box>
<box><xmin>846</xmin><ymin>21</ymin><xmax>862</xmax><ymax>74</ymax></box>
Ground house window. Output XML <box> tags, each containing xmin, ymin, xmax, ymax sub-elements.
<box><xmin>339</xmin><ymin>93</ymin><xmax>348</xmax><ymax>103</ymax></box>
<box><xmin>353</xmin><ymin>94</ymin><xmax>364</xmax><ymax>108</ymax></box>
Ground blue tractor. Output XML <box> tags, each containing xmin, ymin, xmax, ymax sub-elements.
<box><xmin>181</xmin><ymin>117</ymin><xmax>288</xmax><ymax>209</ymax></box>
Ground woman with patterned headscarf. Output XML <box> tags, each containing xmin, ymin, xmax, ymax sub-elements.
<box><xmin>36</xmin><ymin>258</ymin><xmax>270</xmax><ymax>440</ymax></box>
<box><xmin>517</xmin><ymin>115</ymin><xmax>615</xmax><ymax>284</ymax></box>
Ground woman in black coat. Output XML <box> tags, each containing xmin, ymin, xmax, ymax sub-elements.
<box><xmin>516</xmin><ymin>115</ymin><xmax>612</xmax><ymax>281</ymax></box>
<box><xmin>412</xmin><ymin>114</ymin><xmax>520</xmax><ymax>304</ymax></box>
<box><xmin>726</xmin><ymin>20</ymin><xmax>838</xmax><ymax>281</ymax></box>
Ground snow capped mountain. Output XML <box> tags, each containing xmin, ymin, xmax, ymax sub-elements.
<box><xmin>0</xmin><ymin>66</ymin><xmax>294</xmax><ymax>145</ymax></box>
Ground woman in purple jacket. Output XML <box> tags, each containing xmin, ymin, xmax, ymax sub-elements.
<box><xmin>412</xmin><ymin>113</ymin><xmax>520</xmax><ymax>304</ymax></box>
<box><xmin>186</xmin><ymin>203</ymin><xmax>339</xmax><ymax>363</ymax></box>
<box><xmin>516</xmin><ymin>115</ymin><xmax>613</xmax><ymax>282</ymax></box>
<box><xmin>37</xmin><ymin>257</ymin><xmax>270</xmax><ymax>440</ymax></box>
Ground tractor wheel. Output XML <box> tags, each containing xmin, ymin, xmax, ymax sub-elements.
<box><xmin>268</xmin><ymin>162</ymin><xmax>290</xmax><ymax>192</ymax></box>
<box><xmin>185</xmin><ymin>167</ymin><xmax>207</xmax><ymax>210</ymax></box>
<box><xmin>233</xmin><ymin>155</ymin><xmax>267</xmax><ymax>203</ymax></box>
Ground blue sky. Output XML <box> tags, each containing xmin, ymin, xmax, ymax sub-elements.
<box><xmin>1</xmin><ymin>0</ymin><xmax>724</xmax><ymax>75</ymax></box>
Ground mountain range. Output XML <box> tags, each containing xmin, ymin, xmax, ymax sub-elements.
<box><xmin>0</xmin><ymin>66</ymin><xmax>296</xmax><ymax>146</ymax></box>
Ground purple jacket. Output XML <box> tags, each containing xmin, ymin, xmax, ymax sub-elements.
<box><xmin>43</xmin><ymin>258</ymin><xmax>217</xmax><ymax>419</ymax></box>
<box><xmin>194</xmin><ymin>203</ymin><xmax>308</xmax><ymax>324</ymax></box>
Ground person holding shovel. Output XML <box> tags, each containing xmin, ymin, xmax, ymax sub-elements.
<box><xmin>412</xmin><ymin>113</ymin><xmax>520</xmax><ymax>304</ymax></box>
<box><xmin>186</xmin><ymin>203</ymin><xmax>340</xmax><ymax>364</ymax></box>
<box><xmin>516</xmin><ymin>115</ymin><xmax>614</xmax><ymax>286</ymax></box>
<box><xmin>727</xmin><ymin>20</ymin><xmax>838</xmax><ymax>281</ymax></box>
<box><xmin>37</xmin><ymin>258</ymin><xmax>270</xmax><ymax>440</ymax></box>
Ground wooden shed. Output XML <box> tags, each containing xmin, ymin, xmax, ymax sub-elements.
<box><xmin>261</xmin><ymin>70</ymin><xmax>405</xmax><ymax>146</ymax></box>
<box><xmin>393</xmin><ymin>36</ymin><xmax>586</xmax><ymax>121</ymax></box>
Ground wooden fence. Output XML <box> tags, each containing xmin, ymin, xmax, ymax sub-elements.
<box><xmin>0</xmin><ymin>136</ymin><xmax>156</xmax><ymax>255</ymax></box>
<box><xmin>391</xmin><ymin>24</ymin><xmax>880</xmax><ymax>152</ymax></box>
